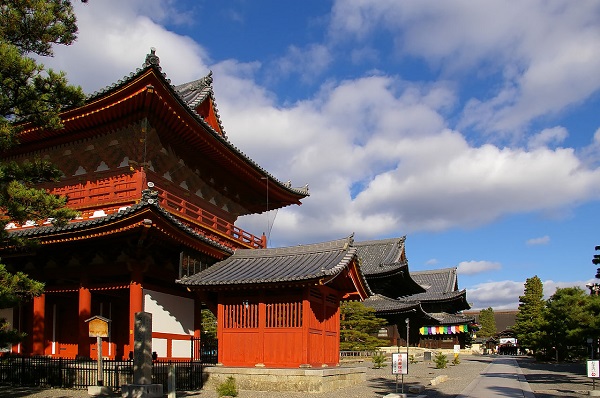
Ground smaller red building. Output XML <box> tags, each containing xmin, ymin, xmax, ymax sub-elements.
<box><xmin>179</xmin><ymin>235</ymin><xmax>370</xmax><ymax>368</ymax></box>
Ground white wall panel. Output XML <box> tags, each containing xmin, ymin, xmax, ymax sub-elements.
<box><xmin>144</xmin><ymin>290</ymin><xmax>194</xmax><ymax>335</ymax></box>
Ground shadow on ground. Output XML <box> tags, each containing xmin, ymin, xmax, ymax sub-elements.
<box><xmin>517</xmin><ymin>357</ymin><xmax>595</xmax><ymax>398</ymax></box>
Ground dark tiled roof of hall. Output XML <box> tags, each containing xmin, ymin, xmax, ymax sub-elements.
<box><xmin>178</xmin><ymin>235</ymin><xmax>366</xmax><ymax>286</ymax></box>
<box><xmin>354</xmin><ymin>236</ymin><xmax>406</xmax><ymax>275</ymax></box>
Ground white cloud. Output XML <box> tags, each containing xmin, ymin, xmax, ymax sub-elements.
<box><xmin>526</xmin><ymin>236</ymin><xmax>550</xmax><ymax>246</ymax></box>
<box><xmin>467</xmin><ymin>280</ymin><xmax>525</xmax><ymax>310</ymax></box>
<box><xmin>466</xmin><ymin>279</ymin><xmax>591</xmax><ymax>310</ymax></box>
<box><xmin>38</xmin><ymin>0</ymin><xmax>600</xmax><ymax>251</ymax></box>
<box><xmin>329</xmin><ymin>1</ymin><xmax>600</xmax><ymax>137</ymax></box>
<box><xmin>457</xmin><ymin>261</ymin><xmax>501</xmax><ymax>275</ymax></box>
<box><xmin>274</xmin><ymin>44</ymin><xmax>333</xmax><ymax>82</ymax></box>
<box><xmin>43</xmin><ymin>1</ymin><xmax>210</xmax><ymax>92</ymax></box>
<box><xmin>527</xmin><ymin>127</ymin><xmax>568</xmax><ymax>149</ymax></box>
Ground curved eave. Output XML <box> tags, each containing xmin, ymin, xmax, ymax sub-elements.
<box><xmin>363</xmin><ymin>295</ymin><xmax>436</xmax><ymax>321</ymax></box>
<box><xmin>10</xmin><ymin>67</ymin><xmax>308</xmax><ymax>210</ymax></box>
<box><xmin>413</xmin><ymin>290</ymin><xmax>471</xmax><ymax>312</ymax></box>
<box><xmin>5</xmin><ymin>203</ymin><xmax>232</xmax><ymax>258</ymax></box>
<box><xmin>365</xmin><ymin>263</ymin><xmax>426</xmax><ymax>295</ymax></box>
<box><xmin>338</xmin><ymin>258</ymin><xmax>371</xmax><ymax>301</ymax></box>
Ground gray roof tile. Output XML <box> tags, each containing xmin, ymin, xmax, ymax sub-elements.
<box><xmin>428</xmin><ymin>312</ymin><xmax>475</xmax><ymax>325</ymax></box>
<box><xmin>178</xmin><ymin>235</ymin><xmax>370</xmax><ymax>289</ymax></box>
<box><xmin>354</xmin><ymin>237</ymin><xmax>406</xmax><ymax>275</ymax></box>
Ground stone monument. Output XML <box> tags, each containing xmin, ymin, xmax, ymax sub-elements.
<box><xmin>121</xmin><ymin>312</ymin><xmax>163</xmax><ymax>398</ymax></box>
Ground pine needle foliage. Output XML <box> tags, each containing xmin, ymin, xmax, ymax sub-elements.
<box><xmin>340</xmin><ymin>301</ymin><xmax>388</xmax><ymax>351</ymax></box>
<box><xmin>0</xmin><ymin>0</ymin><xmax>86</xmax><ymax>348</ymax></box>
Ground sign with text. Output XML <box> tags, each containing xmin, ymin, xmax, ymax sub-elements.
<box><xmin>392</xmin><ymin>353</ymin><xmax>408</xmax><ymax>375</ymax></box>
<box><xmin>85</xmin><ymin>316</ymin><xmax>110</xmax><ymax>338</ymax></box>
<box><xmin>588</xmin><ymin>360</ymin><xmax>600</xmax><ymax>378</ymax></box>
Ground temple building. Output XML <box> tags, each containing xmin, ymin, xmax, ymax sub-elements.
<box><xmin>178</xmin><ymin>235</ymin><xmax>370</xmax><ymax>368</ymax></box>
<box><xmin>0</xmin><ymin>47</ymin><xmax>474</xmax><ymax>375</ymax></box>
<box><xmin>0</xmin><ymin>49</ymin><xmax>308</xmax><ymax>360</ymax></box>
<box><xmin>358</xmin><ymin>238</ymin><xmax>474</xmax><ymax>349</ymax></box>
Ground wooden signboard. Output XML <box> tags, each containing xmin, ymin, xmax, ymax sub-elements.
<box><xmin>86</xmin><ymin>316</ymin><xmax>111</xmax><ymax>338</ymax></box>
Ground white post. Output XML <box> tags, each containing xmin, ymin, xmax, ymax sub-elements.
<box><xmin>97</xmin><ymin>335</ymin><xmax>104</xmax><ymax>386</ymax></box>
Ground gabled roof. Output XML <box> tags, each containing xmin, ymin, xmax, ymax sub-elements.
<box><xmin>178</xmin><ymin>235</ymin><xmax>371</xmax><ymax>299</ymax></box>
<box><xmin>354</xmin><ymin>237</ymin><xmax>406</xmax><ymax>275</ymax></box>
<box><xmin>427</xmin><ymin>312</ymin><xmax>475</xmax><ymax>325</ymax></box>
<box><xmin>406</xmin><ymin>267</ymin><xmax>462</xmax><ymax>300</ymax></box>
<box><xmin>10</xmin><ymin>49</ymin><xmax>308</xmax><ymax>213</ymax></box>
<box><xmin>363</xmin><ymin>294</ymin><xmax>433</xmax><ymax>319</ymax></box>
<box><xmin>5</xmin><ymin>190</ymin><xmax>233</xmax><ymax>257</ymax></box>
<box><xmin>174</xmin><ymin>72</ymin><xmax>227</xmax><ymax>137</ymax></box>
<box><xmin>354</xmin><ymin>237</ymin><xmax>425</xmax><ymax>296</ymax></box>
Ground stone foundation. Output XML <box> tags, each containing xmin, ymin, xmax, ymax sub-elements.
<box><xmin>120</xmin><ymin>383</ymin><xmax>163</xmax><ymax>398</ymax></box>
<box><xmin>204</xmin><ymin>366</ymin><xmax>367</xmax><ymax>393</ymax></box>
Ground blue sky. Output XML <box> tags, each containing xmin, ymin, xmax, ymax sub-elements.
<box><xmin>43</xmin><ymin>0</ymin><xmax>600</xmax><ymax>310</ymax></box>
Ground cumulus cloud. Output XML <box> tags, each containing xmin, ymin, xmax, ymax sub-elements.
<box><xmin>44</xmin><ymin>1</ymin><xmax>210</xmax><ymax>92</ymax></box>
<box><xmin>329</xmin><ymin>1</ymin><xmax>600</xmax><ymax>137</ymax></box>
<box><xmin>466</xmin><ymin>278</ymin><xmax>591</xmax><ymax>310</ymax></box>
<box><xmin>467</xmin><ymin>280</ymin><xmax>525</xmax><ymax>310</ymax></box>
<box><xmin>274</xmin><ymin>44</ymin><xmax>333</xmax><ymax>82</ymax></box>
<box><xmin>527</xmin><ymin>127</ymin><xmax>568</xmax><ymax>149</ymax></box>
<box><xmin>457</xmin><ymin>261</ymin><xmax>501</xmax><ymax>275</ymax></box>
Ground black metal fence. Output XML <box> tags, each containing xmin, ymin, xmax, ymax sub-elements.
<box><xmin>0</xmin><ymin>356</ymin><xmax>207</xmax><ymax>391</ymax></box>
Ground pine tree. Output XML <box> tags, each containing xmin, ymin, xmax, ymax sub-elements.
<box><xmin>0</xmin><ymin>0</ymin><xmax>85</xmax><ymax>348</ymax></box>
<box><xmin>340</xmin><ymin>301</ymin><xmax>388</xmax><ymax>351</ymax></box>
<box><xmin>513</xmin><ymin>276</ymin><xmax>545</xmax><ymax>353</ymax></box>
<box><xmin>478</xmin><ymin>307</ymin><xmax>497</xmax><ymax>338</ymax></box>
<box><xmin>543</xmin><ymin>287</ymin><xmax>593</xmax><ymax>361</ymax></box>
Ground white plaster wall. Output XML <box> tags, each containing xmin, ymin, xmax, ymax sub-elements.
<box><xmin>143</xmin><ymin>289</ymin><xmax>194</xmax><ymax>335</ymax></box>
<box><xmin>152</xmin><ymin>338</ymin><xmax>168</xmax><ymax>358</ymax></box>
<box><xmin>172</xmin><ymin>339</ymin><xmax>192</xmax><ymax>358</ymax></box>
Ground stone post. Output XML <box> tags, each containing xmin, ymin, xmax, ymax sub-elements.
<box><xmin>120</xmin><ymin>312</ymin><xmax>163</xmax><ymax>398</ymax></box>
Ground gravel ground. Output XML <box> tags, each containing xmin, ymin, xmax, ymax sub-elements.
<box><xmin>0</xmin><ymin>355</ymin><xmax>596</xmax><ymax>398</ymax></box>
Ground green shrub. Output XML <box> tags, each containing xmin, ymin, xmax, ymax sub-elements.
<box><xmin>452</xmin><ymin>353</ymin><xmax>460</xmax><ymax>365</ymax></box>
<box><xmin>434</xmin><ymin>351</ymin><xmax>448</xmax><ymax>369</ymax></box>
<box><xmin>216</xmin><ymin>376</ymin><xmax>238</xmax><ymax>397</ymax></box>
<box><xmin>372</xmin><ymin>351</ymin><xmax>386</xmax><ymax>368</ymax></box>
<box><xmin>409</xmin><ymin>354</ymin><xmax>418</xmax><ymax>364</ymax></box>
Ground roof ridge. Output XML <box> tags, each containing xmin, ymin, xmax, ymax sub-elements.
<box><xmin>231</xmin><ymin>235</ymin><xmax>355</xmax><ymax>258</ymax></box>
<box><xmin>354</xmin><ymin>236</ymin><xmax>405</xmax><ymax>246</ymax></box>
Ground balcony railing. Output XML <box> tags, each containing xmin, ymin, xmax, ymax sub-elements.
<box><xmin>7</xmin><ymin>172</ymin><xmax>265</xmax><ymax>250</ymax></box>
<box><xmin>153</xmin><ymin>186</ymin><xmax>265</xmax><ymax>249</ymax></box>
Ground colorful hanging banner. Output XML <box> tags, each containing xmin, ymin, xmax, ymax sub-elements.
<box><xmin>419</xmin><ymin>324</ymin><xmax>469</xmax><ymax>335</ymax></box>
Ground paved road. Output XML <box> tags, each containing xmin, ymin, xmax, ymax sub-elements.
<box><xmin>0</xmin><ymin>355</ymin><xmax>596</xmax><ymax>397</ymax></box>
<box><xmin>456</xmin><ymin>357</ymin><xmax>535</xmax><ymax>398</ymax></box>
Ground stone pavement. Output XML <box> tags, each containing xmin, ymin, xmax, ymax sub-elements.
<box><xmin>456</xmin><ymin>356</ymin><xmax>535</xmax><ymax>398</ymax></box>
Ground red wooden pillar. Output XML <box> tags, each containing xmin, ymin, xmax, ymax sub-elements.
<box><xmin>301</xmin><ymin>288</ymin><xmax>310</xmax><ymax>365</ymax></box>
<box><xmin>78</xmin><ymin>283</ymin><xmax>92</xmax><ymax>358</ymax></box>
<box><xmin>128</xmin><ymin>266</ymin><xmax>144</xmax><ymax>357</ymax></box>
<box><xmin>216</xmin><ymin>296</ymin><xmax>224</xmax><ymax>364</ymax></box>
<box><xmin>32</xmin><ymin>294</ymin><xmax>45</xmax><ymax>355</ymax></box>
<box><xmin>257</xmin><ymin>295</ymin><xmax>266</xmax><ymax>366</ymax></box>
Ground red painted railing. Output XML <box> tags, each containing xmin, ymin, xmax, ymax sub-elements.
<box><xmin>153</xmin><ymin>186</ymin><xmax>265</xmax><ymax>249</ymax></box>
<box><xmin>7</xmin><ymin>172</ymin><xmax>265</xmax><ymax>249</ymax></box>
